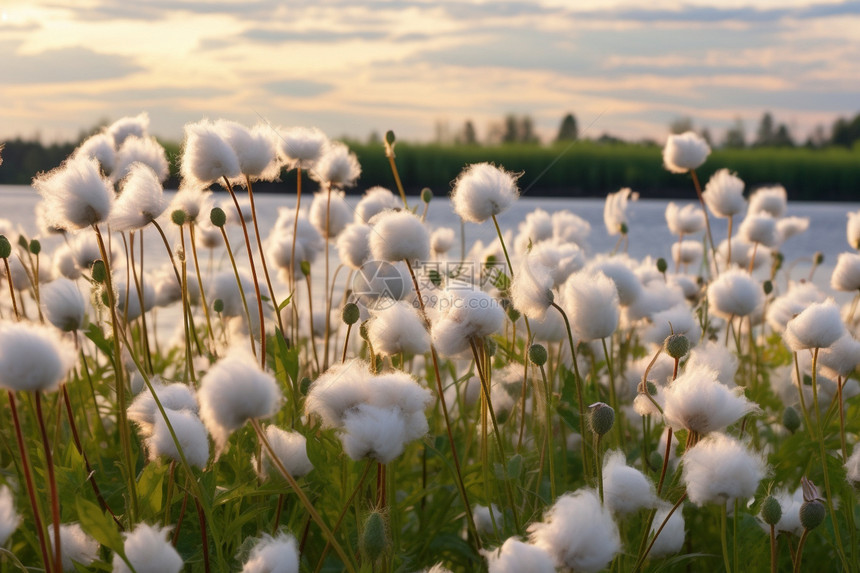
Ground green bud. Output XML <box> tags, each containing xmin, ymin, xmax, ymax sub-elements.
<box><xmin>589</xmin><ymin>402</ymin><xmax>615</xmax><ymax>437</ymax></box>
<box><xmin>782</xmin><ymin>406</ymin><xmax>801</xmax><ymax>433</ymax></box>
<box><xmin>28</xmin><ymin>239</ymin><xmax>41</xmax><ymax>255</ymax></box>
<box><xmin>763</xmin><ymin>280</ymin><xmax>773</xmax><ymax>295</ymax></box>
<box><xmin>300</xmin><ymin>376</ymin><xmax>312</xmax><ymax>396</ymax></box>
<box><xmin>648</xmin><ymin>450</ymin><xmax>664</xmax><ymax>471</ymax></box>
<box><xmin>656</xmin><ymin>257</ymin><xmax>668</xmax><ymax>273</ymax></box>
<box><xmin>814</xmin><ymin>251</ymin><xmax>824</xmax><ymax>265</ymax></box>
<box><xmin>17</xmin><ymin>235</ymin><xmax>28</xmax><ymax>250</ymax></box>
<box><xmin>529</xmin><ymin>343</ymin><xmax>548</xmax><ymax>366</ymax></box>
<box><xmin>100</xmin><ymin>289</ymin><xmax>110</xmax><ymax>308</ymax></box>
<box><xmin>619</xmin><ymin>222</ymin><xmax>629</xmax><ymax>235</ymax></box>
<box><xmin>171</xmin><ymin>209</ymin><xmax>186</xmax><ymax>226</ymax></box>
<box><xmin>506</xmin><ymin>306</ymin><xmax>521</xmax><ymax>323</ymax></box>
<box><xmin>210</xmin><ymin>207</ymin><xmax>227</xmax><ymax>228</ymax></box>
<box><xmin>385</xmin><ymin>130</ymin><xmax>396</xmax><ymax>146</ymax></box>
<box><xmin>91</xmin><ymin>260</ymin><xmax>107</xmax><ymax>283</ymax></box>
<box><xmin>360</xmin><ymin>511</ymin><xmax>389</xmax><ymax>563</ymax></box>
<box><xmin>300</xmin><ymin>260</ymin><xmax>311</xmax><ymax>277</ymax></box>
<box><xmin>664</xmin><ymin>333</ymin><xmax>690</xmax><ymax>360</ymax></box>
<box><xmin>774</xmin><ymin>252</ymin><xmax>784</xmax><ymax>271</ymax></box>
<box><xmin>421</xmin><ymin>187</ymin><xmax>433</xmax><ymax>203</ymax></box>
<box><xmin>0</xmin><ymin>235</ymin><xmax>10</xmax><ymax>259</ymax></box>
<box><xmin>799</xmin><ymin>500</ymin><xmax>826</xmax><ymax>530</ymax></box>
<box><xmin>646</xmin><ymin>381</ymin><xmax>657</xmax><ymax>396</ymax></box>
<box><xmin>359</xmin><ymin>321</ymin><xmax>370</xmax><ymax>341</ymax></box>
<box><xmin>761</xmin><ymin>495</ymin><xmax>782</xmax><ymax>526</ymax></box>
<box><xmin>428</xmin><ymin>268</ymin><xmax>442</xmax><ymax>287</ymax></box>
<box><xmin>213</xmin><ymin>299</ymin><xmax>224</xmax><ymax>313</ymax></box>
<box><xmin>342</xmin><ymin>302</ymin><xmax>360</xmax><ymax>325</ymax></box>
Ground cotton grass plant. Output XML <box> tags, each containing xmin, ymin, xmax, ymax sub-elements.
<box><xmin>0</xmin><ymin>116</ymin><xmax>858</xmax><ymax>573</ymax></box>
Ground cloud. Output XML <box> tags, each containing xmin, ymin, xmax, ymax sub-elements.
<box><xmin>264</xmin><ymin>79</ymin><xmax>335</xmax><ymax>98</ymax></box>
<box><xmin>240</xmin><ymin>27</ymin><xmax>387</xmax><ymax>44</ymax></box>
<box><xmin>577</xmin><ymin>2</ymin><xmax>860</xmax><ymax>24</ymax></box>
<box><xmin>0</xmin><ymin>43</ymin><xmax>142</xmax><ymax>84</ymax></box>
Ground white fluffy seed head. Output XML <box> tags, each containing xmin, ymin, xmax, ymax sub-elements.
<box><xmin>662</xmin><ymin>131</ymin><xmax>710</xmax><ymax>173</ymax></box>
<box><xmin>766</xmin><ymin>282</ymin><xmax>824</xmax><ymax>334</ymax></box>
<box><xmin>42</xmin><ymin>277</ymin><xmax>86</xmax><ymax>332</ymax></box>
<box><xmin>113</xmin><ymin>523</ymin><xmax>183</xmax><ymax>573</ymax></box>
<box><xmin>847</xmin><ymin>210</ymin><xmax>860</xmax><ymax>250</ymax></box>
<box><xmin>648</xmin><ymin>504</ymin><xmax>686</xmax><ymax>557</ymax></box>
<box><xmin>180</xmin><ymin>120</ymin><xmax>241</xmax><ymax>186</ymax></box>
<box><xmin>74</xmin><ymin>133</ymin><xmax>116</xmax><ymax>176</ymax></box>
<box><xmin>367</xmin><ymin>301</ymin><xmax>430</xmax><ymax>356</ymax></box>
<box><xmin>528</xmin><ymin>489</ymin><xmax>621</xmax><ymax>573</ymax></box>
<box><xmin>48</xmin><ymin>522</ymin><xmax>98</xmax><ymax>571</ymax></box>
<box><xmin>336</xmin><ymin>222</ymin><xmax>372</xmax><ymax>269</ymax></box>
<box><xmin>215</xmin><ymin>120</ymin><xmax>280</xmax><ymax>181</ymax></box>
<box><xmin>484</xmin><ymin>537</ymin><xmax>555</xmax><ymax>573</ymax></box>
<box><xmin>776</xmin><ymin>216</ymin><xmax>809</xmax><ymax>245</ymax></box>
<box><xmin>431</xmin><ymin>288</ymin><xmax>505</xmax><ymax>357</ymax></box>
<box><xmin>170</xmin><ymin>184</ymin><xmax>212</xmax><ymax>224</ymax></box>
<box><xmin>451</xmin><ymin>162</ymin><xmax>519</xmax><ymax>223</ymax></box>
<box><xmin>256</xmin><ymin>425</ymin><xmax>313</xmax><ymax>480</ymax></box>
<box><xmin>473</xmin><ymin>503</ymin><xmax>502</xmax><ymax>535</ymax></box>
<box><xmin>783</xmin><ymin>299</ymin><xmax>846</xmax><ymax>351</ymax></box>
<box><xmin>128</xmin><ymin>380</ymin><xmax>198</xmax><ymax>437</ymax></box>
<box><xmin>738</xmin><ymin>212</ymin><xmax>777</xmax><ymax>247</ymax></box>
<box><xmin>665</xmin><ymin>202</ymin><xmax>705</xmax><ymax>235</ymax></box>
<box><xmin>111</xmin><ymin>163</ymin><xmax>168</xmax><ymax>231</ymax></box>
<box><xmin>562</xmin><ymin>271</ymin><xmax>620</xmax><ymax>342</ymax></box>
<box><xmin>530</xmin><ymin>241</ymin><xmax>584</xmax><ymax>287</ymax></box>
<box><xmin>587</xmin><ymin>256</ymin><xmax>642</xmax><ymax>306</ymax></box>
<box><xmin>831</xmin><ymin>252</ymin><xmax>860</xmax><ymax>292</ymax></box>
<box><xmin>305</xmin><ymin>359</ymin><xmax>374</xmax><ymax>428</ymax></box>
<box><xmin>748</xmin><ymin>185</ymin><xmax>787</xmax><ymax>218</ymax></box>
<box><xmin>602</xmin><ymin>450</ymin><xmax>657</xmax><ymax>514</ymax></box>
<box><xmin>309</xmin><ymin>189</ymin><xmax>353</xmax><ymax>238</ymax></box>
<box><xmin>604</xmin><ymin>187</ymin><xmax>638</xmax><ymax>236</ymax></box>
<box><xmin>112</xmin><ymin>135</ymin><xmax>170</xmax><ymax>183</ymax></box>
<box><xmin>662</xmin><ymin>364</ymin><xmax>759</xmax><ymax>435</ymax></box>
<box><xmin>33</xmin><ymin>155</ymin><xmax>114</xmax><ymax>230</ymax></box>
<box><xmin>369</xmin><ymin>209</ymin><xmax>430</xmax><ymax>262</ymax></box>
<box><xmin>681</xmin><ymin>433</ymin><xmax>767</xmax><ymax>506</ymax></box>
<box><xmin>702</xmin><ymin>169</ymin><xmax>746</xmax><ymax>218</ymax></box>
<box><xmin>198</xmin><ymin>349</ymin><xmax>282</xmax><ymax>454</ymax></box>
<box><xmin>311</xmin><ymin>141</ymin><xmax>361</xmax><ymax>187</ymax></box>
<box><xmin>107</xmin><ymin>112</ymin><xmax>150</xmax><ymax>147</ymax></box>
<box><xmin>355</xmin><ymin>186</ymin><xmax>401</xmax><ymax>223</ymax></box>
<box><xmin>278</xmin><ymin>126</ymin><xmax>329</xmax><ymax>170</ymax></box>
<box><xmin>241</xmin><ymin>532</ymin><xmax>300</xmax><ymax>573</ymax></box>
<box><xmin>0</xmin><ymin>321</ymin><xmax>76</xmax><ymax>393</ymax></box>
<box><xmin>686</xmin><ymin>341</ymin><xmax>739</xmax><ymax>386</ymax></box>
<box><xmin>819</xmin><ymin>334</ymin><xmax>860</xmax><ymax>378</ymax></box>
<box><xmin>0</xmin><ymin>486</ymin><xmax>20</xmax><ymax>546</ymax></box>
<box><xmin>431</xmin><ymin>227</ymin><xmax>457</xmax><ymax>255</ymax></box>
<box><xmin>671</xmin><ymin>240</ymin><xmax>703</xmax><ymax>268</ymax></box>
<box><xmin>340</xmin><ymin>403</ymin><xmax>408</xmax><ymax>463</ymax></box>
<box><xmin>510</xmin><ymin>256</ymin><xmax>554</xmax><ymax>320</ymax></box>
<box><xmin>147</xmin><ymin>408</ymin><xmax>210</xmax><ymax>469</ymax></box>
<box><xmin>707</xmin><ymin>268</ymin><xmax>762</xmax><ymax>318</ymax></box>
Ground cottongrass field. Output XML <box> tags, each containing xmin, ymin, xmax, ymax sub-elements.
<box><xmin>0</xmin><ymin>115</ymin><xmax>858</xmax><ymax>572</ymax></box>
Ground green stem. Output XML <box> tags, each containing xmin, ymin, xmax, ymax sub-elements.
<box><xmin>219</xmin><ymin>226</ymin><xmax>257</xmax><ymax>357</ymax></box>
<box><xmin>721</xmin><ymin>503</ymin><xmax>732</xmax><ymax>573</ymax></box>
<box><xmin>35</xmin><ymin>393</ymin><xmax>62</xmax><ymax>573</ymax></box>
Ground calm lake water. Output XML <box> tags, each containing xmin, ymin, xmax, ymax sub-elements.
<box><xmin>2</xmin><ymin>183</ymin><xmax>858</xmax><ymax>340</ymax></box>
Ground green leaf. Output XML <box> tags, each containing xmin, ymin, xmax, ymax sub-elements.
<box><xmin>277</xmin><ymin>293</ymin><xmax>293</xmax><ymax>312</ymax></box>
<box><xmin>136</xmin><ymin>462</ymin><xmax>167</xmax><ymax>519</ymax></box>
<box><xmin>85</xmin><ymin>323</ymin><xmax>113</xmax><ymax>357</ymax></box>
<box><xmin>75</xmin><ymin>497</ymin><xmax>124</xmax><ymax>555</ymax></box>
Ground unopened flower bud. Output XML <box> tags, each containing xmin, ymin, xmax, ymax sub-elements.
<box><xmin>421</xmin><ymin>187</ymin><xmax>433</xmax><ymax>203</ymax></box>
<box><xmin>800</xmin><ymin>500</ymin><xmax>826</xmax><ymax>530</ymax></box>
<box><xmin>506</xmin><ymin>306</ymin><xmax>521</xmax><ymax>323</ymax></box>
<box><xmin>342</xmin><ymin>302</ymin><xmax>360</xmax><ymax>325</ymax></box>
<box><xmin>359</xmin><ymin>321</ymin><xmax>370</xmax><ymax>341</ymax></box>
<box><xmin>0</xmin><ymin>235</ymin><xmax>10</xmax><ymax>259</ymax></box>
<box><xmin>91</xmin><ymin>260</ymin><xmax>107</xmax><ymax>283</ymax></box>
<box><xmin>763</xmin><ymin>280</ymin><xmax>773</xmax><ymax>295</ymax></box>
<box><xmin>646</xmin><ymin>380</ymin><xmax>657</xmax><ymax>396</ymax></box>
<box><xmin>589</xmin><ymin>402</ymin><xmax>615</xmax><ymax>437</ymax></box>
<box><xmin>814</xmin><ymin>252</ymin><xmax>824</xmax><ymax>265</ymax></box>
<box><xmin>171</xmin><ymin>209</ymin><xmax>186</xmax><ymax>226</ymax></box>
<box><xmin>656</xmin><ymin>257</ymin><xmax>668</xmax><ymax>274</ymax></box>
<box><xmin>213</xmin><ymin>299</ymin><xmax>224</xmax><ymax>313</ymax></box>
<box><xmin>210</xmin><ymin>207</ymin><xmax>227</xmax><ymax>228</ymax></box>
<box><xmin>485</xmin><ymin>338</ymin><xmax>497</xmax><ymax>357</ymax></box>
<box><xmin>28</xmin><ymin>239</ymin><xmax>41</xmax><ymax>255</ymax></box>
<box><xmin>782</xmin><ymin>406</ymin><xmax>801</xmax><ymax>433</ymax></box>
<box><xmin>664</xmin><ymin>333</ymin><xmax>690</xmax><ymax>359</ymax></box>
<box><xmin>360</xmin><ymin>511</ymin><xmax>389</xmax><ymax>563</ymax></box>
<box><xmin>619</xmin><ymin>222</ymin><xmax>629</xmax><ymax>235</ymax></box>
<box><xmin>761</xmin><ymin>495</ymin><xmax>782</xmax><ymax>526</ymax></box>
<box><xmin>529</xmin><ymin>343</ymin><xmax>548</xmax><ymax>366</ymax></box>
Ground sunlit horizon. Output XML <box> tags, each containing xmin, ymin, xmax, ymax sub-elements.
<box><xmin>2</xmin><ymin>0</ymin><xmax>859</xmax><ymax>145</ymax></box>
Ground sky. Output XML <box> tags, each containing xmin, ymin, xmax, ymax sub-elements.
<box><xmin>1</xmin><ymin>0</ymin><xmax>859</xmax><ymax>145</ymax></box>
